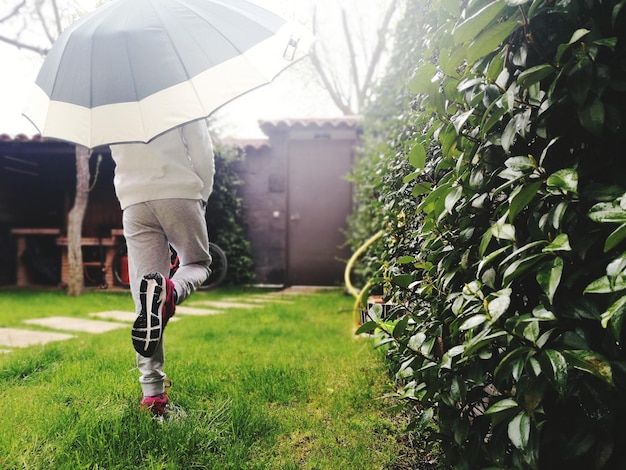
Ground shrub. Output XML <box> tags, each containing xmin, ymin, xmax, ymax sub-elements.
<box><xmin>356</xmin><ymin>0</ymin><xmax>626</xmax><ymax>467</ymax></box>
<box><xmin>206</xmin><ymin>144</ymin><xmax>255</xmax><ymax>286</ymax></box>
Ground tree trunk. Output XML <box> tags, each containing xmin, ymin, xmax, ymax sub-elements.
<box><xmin>67</xmin><ymin>145</ymin><xmax>90</xmax><ymax>296</ymax></box>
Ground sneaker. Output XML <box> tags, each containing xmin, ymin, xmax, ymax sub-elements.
<box><xmin>140</xmin><ymin>378</ymin><xmax>172</xmax><ymax>416</ymax></box>
<box><xmin>132</xmin><ymin>272</ymin><xmax>176</xmax><ymax>357</ymax></box>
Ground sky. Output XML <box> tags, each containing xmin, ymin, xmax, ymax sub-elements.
<box><xmin>0</xmin><ymin>0</ymin><xmax>387</xmax><ymax>140</ymax></box>
<box><xmin>0</xmin><ymin>0</ymin><xmax>390</xmax><ymax>138</ymax></box>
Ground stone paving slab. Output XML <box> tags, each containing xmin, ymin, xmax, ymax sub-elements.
<box><xmin>0</xmin><ymin>328</ymin><xmax>74</xmax><ymax>348</ymax></box>
<box><xmin>90</xmin><ymin>310</ymin><xmax>136</xmax><ymax>323</ymax></box>
<box><xmin>191</xmin><ymin>300</ymin><xmax>258</xmax><ymax>309</ymax></box>
<box><xmin>176</xmin><ymin>306</ymin><xmax>222</xmax><ymax>315</ymax></box>
<box><xmin>90</xmin><ymin>311</ymin><xmax>182</xmax><ymax>323</ymax></box>
<box><xmin>24</xmin><ymin>316</ymin><xmax>128</xmax><ymax>334</ymax></box>
<box><xmin>225</xmin><ymin>296</ymin><xmax>293</xmax><ymax>304</ymax></box>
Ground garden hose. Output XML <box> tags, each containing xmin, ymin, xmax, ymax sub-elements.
<box><xmin>343</xmin><ymin>230</ymin><xmax>383</xmax><ymax>327</ymax></box>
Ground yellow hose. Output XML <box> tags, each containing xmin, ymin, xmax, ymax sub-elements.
<box><xmin>344</xmin><ymin>230</ymin><xmax>383</xmax><ymax>326</ymax></box>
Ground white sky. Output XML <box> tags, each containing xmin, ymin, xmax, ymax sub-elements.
<box><xmin>0</xmin><ymin>0</ymin><xmax>390</xmax><ymax>139</ymax></box>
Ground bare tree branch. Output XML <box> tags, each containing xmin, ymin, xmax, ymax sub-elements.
<box><xmin>0</xmin><ymin>34</ymin><xmax>48</xmax><ymax>55</ymax></box>
<box><xmin>50</xmin><ymin>0</ymin><xmax>62</xmax><ymax>37</ymax></box>
<box><xmin>308</xmin><ymin>0</ymin><xmax>399</xmax><ymax>115</ymax></box>
<box><xmin>357</xmin><ymin>0</ymin><xmax>398</xmax><ymax>107</ymax></box>
<box><xmin>310</xmin><ymin>45</ymin><xmax>354</xmax><ymax>115</ymax></box>
<box><xmin>341</xmin><ymin>8</ymin><xmax>361</xmax><ymax>102</ymax></box>
<box><xmin>310</xmin><ymin>5</ymin><xmax>353</xmax><ymax>115</ymax></box>
<box><xmin>35</xmin><ymin>0</ymin><xmax>56</xmax><ymax>45</ymax></box>
<box><xmin>0</xmin><ymin>0</ymin><xmax>26</xmax><ymax>24</ymax></box>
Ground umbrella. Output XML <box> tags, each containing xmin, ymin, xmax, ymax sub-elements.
<box><xmin>23</xmin><ymin>0</ymin><xmax>311</xmax><ymax>149</ymax></box>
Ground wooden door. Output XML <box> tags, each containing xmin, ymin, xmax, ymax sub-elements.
<box><xmin>286</xmin><ymin>138</ymin><xmax>353</xmax><ymax>285</ymax></box>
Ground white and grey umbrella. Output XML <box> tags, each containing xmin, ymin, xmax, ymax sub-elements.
<box><xmin>23</xmin><ymin>0</ymin><xmax>311</xmax><ymax>149</ymax></box>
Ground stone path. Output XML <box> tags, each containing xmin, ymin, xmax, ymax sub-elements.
<box><xmin>0</xmin><ymin>287</ymin><xmax>322</xmax><ymax>353</ymax></box>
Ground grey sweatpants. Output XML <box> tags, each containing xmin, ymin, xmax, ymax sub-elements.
<box><xmin>123</xmin><ymin>198</ymin><xmax>212</xmax><ymax>396</ymax></box>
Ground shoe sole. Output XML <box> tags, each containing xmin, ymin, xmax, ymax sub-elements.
<box><xmin>132</xmin><ymin>273</ymin><xmax>165</xmax><ymax>357</ymax></box>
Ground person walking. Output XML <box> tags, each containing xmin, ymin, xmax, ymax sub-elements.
<box><xmin>109</xmin><ymin>119</ymin><xmax>215</xmax><ymax>416</ymax></box>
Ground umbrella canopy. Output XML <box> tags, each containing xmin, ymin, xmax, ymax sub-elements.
<box><xmin>23</xmin><ymin>0</ymin><xmax>311</xmax><ymax>149</ymax></box>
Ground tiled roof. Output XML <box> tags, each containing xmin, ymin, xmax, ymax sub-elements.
<box><xmin>259</xmin><ymin>116</ymin><xmax>362</xmax><ymax>133</ymax></box>
<box><xmin>217</xmin><ymin>138</ymin><xmax>271</xmax><ymax>151</ymax></box>
<box><xmin>0</xmin><ymin>133</ymin><xmax>47</xmax><ymax>142</ymax></box>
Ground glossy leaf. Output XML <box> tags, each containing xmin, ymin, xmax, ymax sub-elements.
<box><xmin>445</xmin><ymin>186</ymin><xmax>463</xmax><ymax>214</ymax></box>
<box><xmin>536</xmin><ymin>257</ymin><xmax>563</xmax><ymax>304</ymax></box>
<box><xmin>502</xmin><ymin>253</ymin><xmax>547</xmax><ymax>286</ymax></box>
<box><xmin>542</xmin><ymin>349</ymin><xmax>568</xmax><ymax>395</ymax></box>
<box><xmin>491</xmin><ymin>221</ymin><xmax>516</xmax><ymax>241</ymax></box>
<box><xmin>589</xmin><ymin>201</ymin><xmax>626</xmax><ymax>223</ymax></box>
<box><xmin>408</xmin><ymin>143</ymin><xmax>427</xmax><ymax>169</ymax></box>
<box><xmin>509</xmin><ymin>181</ymin><xmax>541</xmax><ymax>222</ymax></box>
<box><xmin>508</xmin><ymin>412</ymin><xmax>531</xmax><ymax>449</ymax></box>
<box><xmin>518</xmin><ymin>64</ymin><xmax>555</xmax><ymax>88</ymax></box>
<box><xmin>556</xmin><ymin>29</ymin><xmax>590</xmax><ymax>62</ymax></box>
<box><xmin>542</xmin><ymin>234</ymin><xmax>571</xmax><ymax>253</ymax></box>
<box><xmin>579</xmin><ymin>98</ymin><xmax>605</xmax><ymax>136</ymax></box>
<box><xmin>605</xmin><ymin>223</ymin><xmax>626</xmax><ymax>252</ymax></box>
<box><xmin>563</xmin><ymin>350</ymin><xmax>614</xmax><ymax>385</ymax></box>
<box><xmin>600</xmin><ymin>294</ymin><xmax>626</xmax><ymax>339</ymax></box>
<box><xmin>484</xmin><ymin>397</ymin><xmax>519</xmax><ymax>414</ymax></box>
<box><xmin>547</xmin><ymin>168</ymin><xmax>578</xmax><ymax>195</ymax></box>
<box><xmin>487</xmin><ymin>288</ymin><xmax>511</xmax><ymax>322</ymax></box>
<box><xmin>409</xmin><ymin>63</ymin><xmax>437</xmax><ymax>95</ymax></box>
<box><xmin>466</xmin><ymin>16</ymin><xmax>519</xmax><ymax>64</ymax></box>
<box><xmin>459</xmin><ymin>315</ymin><xmax>487</xmax><ymax>331</ymax></box>
<box><xmin>454</xmin><ymin>1</ymin><xmax>507</xmax><ymax>45</ymax></box>
<box><xmin>584</xmin><ymin>274</ymin><xmax>626</xmax><ymax>294</ymax></box>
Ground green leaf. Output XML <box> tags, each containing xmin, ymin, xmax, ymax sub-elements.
<box><xmin>605</xmin><ymin>223</ymin><xmax>626</xmax><ymax>252</ymax></box>
<box><xmin>568</xmin><ymin>56</ymin><xmax>593</xmax><ymax>106</ymax></box>
<box><xmin>518</xmin><ymin>64</ymin><xmax>555</xmax><ymax>88</ymax></box>
<box><xmin>584</xmin><ymin>274</ymin><xmax>626</xmax><ymax>294</ymax></box>
<box><xmin>589</xmin><ymin>201</ymin><xmax>626</xmax><ymax>223</ymax></box>
<box><xmin>542</xmin><ymin>349</ymin><xmax>568</xmax><ymax>395</ymax></box>
<box><xmin>556</xmin><ymin>28</ymin><xmax>590</xmax><ymax>62</ymax></box>
<box><xmin>466</xmin><ymin>16</ymin><xmax>519</xmax><ymax>65</ymax></box>
<box><xmin>484</xmin><ymin>397</ymin><xmax>519</xmax><ymax>415</ymax></box>
<box><xmin>408</xmin><ymin>143</ymin><xmax>427</xmax><ymax>169</ymax></box>
<box><xmin>481</xmin><ymin>103</ymin><xmax>507</xmax><ymax>136</ymax></box>
<box><xmin>478</xmin><ymin>245</ymin><xmax>512</xmax><ymax>276</ymax></box>
<box><xmin>542</xmin><ymin>234</ymin><xmax>571</xmax><ymax>253</ymax></box>
<box><xmin>547</xmin><ymin>168</ymin><xmax>578</xmax><ymax>195</ymax></box>
<box><xmin>355</xmin><ymin>321</ymin><xmax>378</xmax><ymax>335</ymax></box>
<box><xmin>445</xmin><ymin>186</ymin><xmax>463</xmax><ymax>214</ymax></box>
<box><xmin>412</xmin><ymin>182</ymin><xmax>433</xmax><ymax>198</ymax></box>
<box><xmin>579</xmin><ymin>98</ymin><xmax>605</xmax><ymax>137</ymax></box>
<box><xmin>562</xmin><ymin>350</ymin><xmax>613</xmax><ymax>385</ymax></box>
<box><xmin>536</xmin><ymin>257</ymin><xmax>563</xmax><ymax>304</ymax></box>
<box><xmin>452</xmin><ymin>109</ymin><xmax>474</xmax><ymax>135</ymax></box>
<box><xmin>459</xmin><ymin>314</ymin><xmax>487</xmax><ymax>331</ymax></box>
<box><xmin>502</xmin><ymin>253</ymin><xmax>547</xmax><ymax>286</ymax></box>
<box><xmin>409</xmin><ymin>63</ymin><xmax>437</xmax><ymax>95</ymax></box>
<box><xmin>501</xmin><ymin>116</ymin><xmax>518</xmax><ymax>153</ymax></box>
<box><xmin>392</xmin><ymin>274</ymin><xmax>415</xmax><ymax>289</ymax></box>
<box><xmin>505</xmin><ymin>156</ymin><xmax>536</xmax><ymax>171</ymax></box>
<box><xmin>491</xmin><ymin>221</ymin><xmax>516</xmax><ymax>241</ymax></box>
<box><xmin>479</xmin><ymin>227</ymin><xmax>494</xmax><ymax>257</ymax></box>
<box><xmin>454</xmin><ymin>1</ymin><xmax>508</xmax><ymax>45</ymax></box>
<box><xmin>508</xmin><ymin>412</ymin><xmax>531</xmax><ymax>449</ymax></box>
<box><xmin>600</xmin><ymin>294</ymin><xmax>626</xmax><ymax>340</ymax></box>
<box><xmin>487</xmin><ymin>288</ymin><xmax>511</xmax><ymax>322</ymax></box>
<box><xmin>509</xmin><ymin>181</ymin><xmax>541</xmax><ymax>222</ymax></box>
<box><xmin>464</xmin><ymin>331</ymin><xmax>508</xmax><ymax>356</ymax></box>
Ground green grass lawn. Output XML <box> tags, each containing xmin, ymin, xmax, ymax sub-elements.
<box><xmin>0</xmin><ymin>287</ymin><xmax>404</xmax><ymax>469</ymax></box>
